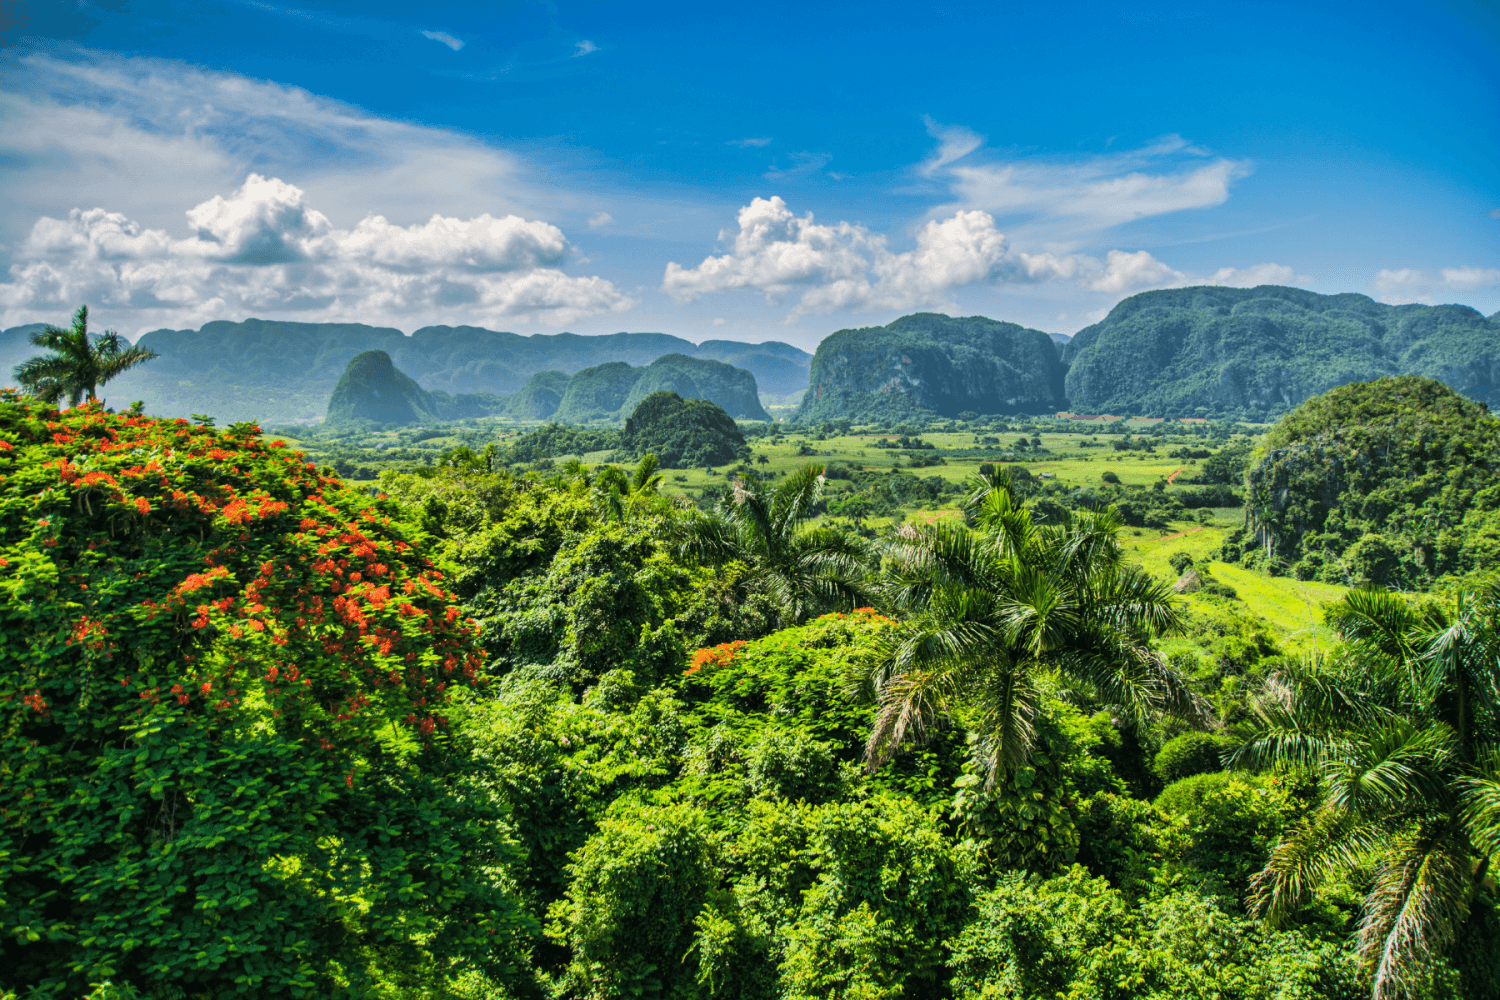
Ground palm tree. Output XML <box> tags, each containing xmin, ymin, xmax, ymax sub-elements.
<box><xmin>14</xmin><ymin>305</ymin><xmax>158</xmax><ymax>407</ymax></box>
<box><xmin>672</xmin><ymin>464</ymin><xmax>869</xmax><ymax>626</ymax></box>
<box><xmin>594</xmin><ymin>453</ymin><xmax>668</xmax><ymax>523</ymax></box>
<box><xmin>1235</xmin><ymin>584</ymin><xmax>1500</xmax><ymax>999</ymax></box>
<box><xmin>865</xmin><ymin>470</ymin><xmax>1193</xmax><ymax>780</ymax></box>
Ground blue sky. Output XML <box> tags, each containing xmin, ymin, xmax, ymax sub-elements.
<box><xmin>0</xmin><ymin>0</ymin><xmax>1495</xmax><ymax>349</ymax></box>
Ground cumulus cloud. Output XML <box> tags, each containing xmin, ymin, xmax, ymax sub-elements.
<box><xmin>421</xmin><ymin>30</ymin><xmax>465</xmax><ymax>51</ymax></box>
<box><xmin>663</xmin><ymin>197</ymin><xmax>1309</xmax><ymax>316</ymax></box>
<box><xmin>574</xmin><ymin>40</ymin><xmax>599</xmax><ymax>56</ymax></box>
<box><xmin>662</xmin><ymin>196</ymin><xmax>1077</xmax><ymax>315</ymax></box>
<box><xmin>1374</xmin><ymin>265</ymin><xmax>1500</xmax><ymax>304</ymax></box>
<box><xmin>0</xmin><ymin>174</ymin><xmax>633</xmax><ymax>332</ymax></box>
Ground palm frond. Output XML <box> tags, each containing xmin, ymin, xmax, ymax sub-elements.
<box><xmin>1249</xmin><ymin>810</ymin><xmax>1390</xmax><ymax>924</ymax></box>
<box><xmin>1360</xmin><ymin>829</ymin><xmax>1473</xmax><ymax>1000</ymax></box>
<box><xmin>1330</xmin><ymin>587</ymin><xmax>1421</xmax><ymax>659</ymax></box>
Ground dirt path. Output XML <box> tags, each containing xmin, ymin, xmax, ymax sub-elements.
<box><xmin>1166</xmin><ymin>466</ymin><xmax>1185</xmax><ymax>484</ymax></box>
<box><xmin>1158</xmin><ymin>525</ymin><xmax>1205</xmax><ymax>542</ymax></box>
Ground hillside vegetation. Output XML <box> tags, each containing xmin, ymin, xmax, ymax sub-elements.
<box><xmin>1064</xmin><ymin>285</ymin><xmax>1500</xmax><ymax>420</ymax></box>
<box><xmin>795</xmin><ymin>312</ymin><xmax>1066</xmax><ymax>424</ymax></box>
<box><xmin>1236</xmin><ymin>375</ymin><xmax>1500</xmax><ymax>587</ymax></box>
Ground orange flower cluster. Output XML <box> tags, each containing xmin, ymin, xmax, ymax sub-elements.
<box><xmin>0</xmin><ymin>391</ymin><xmax>487</xmax><ymax>760</ymax></box>
<box><xmin>686</xmin><ymin>639</ymin><xmax>749</xmax><ymax>675</ymax></box>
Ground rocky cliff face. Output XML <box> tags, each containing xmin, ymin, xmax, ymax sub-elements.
<box><xmin>325</xmin><ymin>351</ymin><xmax>437</xmax><ymax>426</ymax></box>
<box><xmin>794</xmin><ymin>313</ymin><xmax>1066</xmax><ymax>424</ymax></box>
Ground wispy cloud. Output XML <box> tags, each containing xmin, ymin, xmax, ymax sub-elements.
<box><xmin>420</xmin><ymin>30</ymin><xmax>464</xmax><ymax>51</ymax></box>
<box><xmin>587</xmin><ymin>211</ymin><xmax>613</xmax><ymax>228</ymax></box>
<box><xmin>763</xmin><ymin>151</ymin><xmax>831</xmax><ymax>181</ymax></box>
<box><xmin>0</xmin><ymin>51</ymin><xmax>636</xmax><ymax>333</ymax></box>
<box><xmin>922</xmin><ymin>130</ymin><xmax>1251</xmax><ymax>250</ymax></box>
<box><xmin>919</xmin><ymin>116</ymin><xmax>982</xmax><ymax>177</ymax></box>
<box><xmin>574</xmin><ymin>39</ymin><xmax>598</xmax><ymax>56</ymax></box>
<box><xmin>729</xmin><ymin>137</ymin><xmax>772</xmax><ymax>148</ymax></box>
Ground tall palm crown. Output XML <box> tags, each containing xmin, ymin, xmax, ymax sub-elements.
<box><xmin>14</xmin><ymin>305</ymin><xmax>158</xmax><ymax>407</ymax></box>
<box><xmin>673</xmin><ymin>464</ymin><xmax>869</xmax><ymax>626</ymax></box>
<box><xmin>1236</xmin><ymin>584</ymin><xmax>1500</xmax><ymax>999</ymax></box>
<box><xmin>867</xmin><ymin>470</ymin><xmax>1192</xmax><ymax>779</ymax></box>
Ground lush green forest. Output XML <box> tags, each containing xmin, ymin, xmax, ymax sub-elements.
<box><xmin>794</xmin><ymin>312</ymin><xmax>1068</xmax><ymax>424</ymax></box>
<box><xmin>1236</xmin><ymin>376</ymin><xmax>1500</xmax><ymax>588</ymax></box>
<box><xmin>7</xmin><ymin>364</ymin><xmax>1500</xmax><ymax>999</ymax></box>
<box><xmin>1063</xmin><ymin>286</ymin><xmax>1500</xmax><ymax>421</ymax></box>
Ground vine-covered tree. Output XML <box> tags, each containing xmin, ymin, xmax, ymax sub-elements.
<box><xmin>13</xmin><ymin>305</ymin><xmax>159</xmax><ymax>406</ymax></box>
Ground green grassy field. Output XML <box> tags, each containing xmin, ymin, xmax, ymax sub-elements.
<box><xmin>278</xmin><ymin>412</ymin><xmax>1336</xmax><ymax>655</ymax></box>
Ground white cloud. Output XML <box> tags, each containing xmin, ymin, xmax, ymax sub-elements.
<box><xmin>1086</xmin><ymin>250</ymin><xmax>1308</xmax><ymax>295</ymax></box>
<box><xmin>919</xmin><ymin>116</ymin><xmax>982</xmax><ymax>177</ymax></box>
<box><xmin>929</xmin><ymin>133</ymin><xmax>1250</xmax><ymax>249</ymax></box>
<box><xmin>764</xmin><ymin>152</ymin><xmax>832</xmax><ymax>181</ymax></box>
<box><xmin>587</xmin><ymin>211</ymin><xmax>614</xmax><ymax>228</ymax></box>
<box><xmin>420</xmin><ymin>30</ymin><xmax>464</xmax><ymax>51</ymax></box>
<box><xmin>662</xmin><ymin>196</ymin><xmax>1073</xmax><ymax>315</ymax></box>
<box><xmin>0</xmin><ymin>174</ymin><xmax>633</xmax><ymax>332</ymax></box>
<box><xmin>574</xmin><ymin>40</ymin><xmax>599</xmax><ymax>56</ymax></box>
<box><xmin>729</xmin><ymin>137</ymin><xmax>772</xmax><ymax>148</ymax></box>
<box><xmin>0</xmin><ymin>50</ymin><xmax>563</xmax><ymax>257</ymax></box>
<box><xmin>1374</xmin><ymin>265</ymin><xmax>1500</xmax><ymax>304</ymax></box>
<box><xmin>662</xmin><ymin>196</ymin><xmax>1308</xmax><ymax>316</ymax></box>
<box><xmin>1085</xmin><ymin>250</ymin><xmax>1184</xmax><ymax>293</ymax></box>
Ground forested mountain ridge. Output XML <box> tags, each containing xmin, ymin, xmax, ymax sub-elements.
<box><xmin>0</xmin><ymin>317</ymin><xmax>810</xmax><ymax>423</ymax></box>
<box><xmin>323</xmin><ymin>351</ymin><xmax>770</xmax><ymax>426</ymax></box>
<box><xmin>794</xmin><ymin>312</ymin><xmax>1068</xmax><ymax>423</ymax></box>
<box><xmin>1064</xmin><ymin>285</ymin><xmax>1500</xmax><ymax>419</ymax></box>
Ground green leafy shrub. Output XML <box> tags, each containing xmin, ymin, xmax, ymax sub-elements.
<box><xmin>0</xmin><ymin>394</ymin><xmax>528</xmax><ymax>998</ymax></box>
<box><xmin>549</xmin><ymin>802</ymin><xmax>719</xmax><ymax>1000</ymax></box>
<box><xmin>1153</xmin><ymin>731</ymin><xmax>1231</xmax><ymax>783</ymax></box>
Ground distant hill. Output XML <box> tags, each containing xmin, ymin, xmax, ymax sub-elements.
<box><xmin>1063</xmin><ymin>285</ymin><xmax>1500</xmax><ymax>419</ymax></box>
<box><xmin>622</xmin><ymin>391</ymin><xmax>749</xmax><ymax>468</ymax></box>
<box><xmin>794</xmin><ymin>312</ymin><xmax>1067</xmax><ymax>424</ymax></box>
<box><xmin>3</xmin><ymin>317</ymin><xmax>810</xmax><ymax>423</ymax></box>
<box><xmin>326</xmin><ymin>350</ymin><xmax>439</xmax><ymax>426</ymax></box>
<box><xmin>320</xmin><ymin>350</ymin><xmax>767</xmax><ymax>428</ymax></box>
<box><xmin>554</xmin><ymin>355</ymin><xmax>769</xmax><ymax>422</ymax></box>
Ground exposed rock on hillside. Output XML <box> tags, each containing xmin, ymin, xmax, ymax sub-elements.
<box><xmin>795</xmin><ymin>313</ymin><xmax>1066</xmax><ymax>424</ymax></box>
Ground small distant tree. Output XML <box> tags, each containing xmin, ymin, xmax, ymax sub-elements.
<box><xmin>14</xmin><ymin>305</ymin><xmax>158</xmax><ymax>406</ymax></box>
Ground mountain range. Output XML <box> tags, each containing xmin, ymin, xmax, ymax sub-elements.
<box><xmin>4</xmin><ymin>285</ymin><xmax>1499</xmax><ymax>425</ymax></box>
<box><xmin>0</xmin><ymin>320</ymin><xmax>809</xmax><ymax>425</ymax></box>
